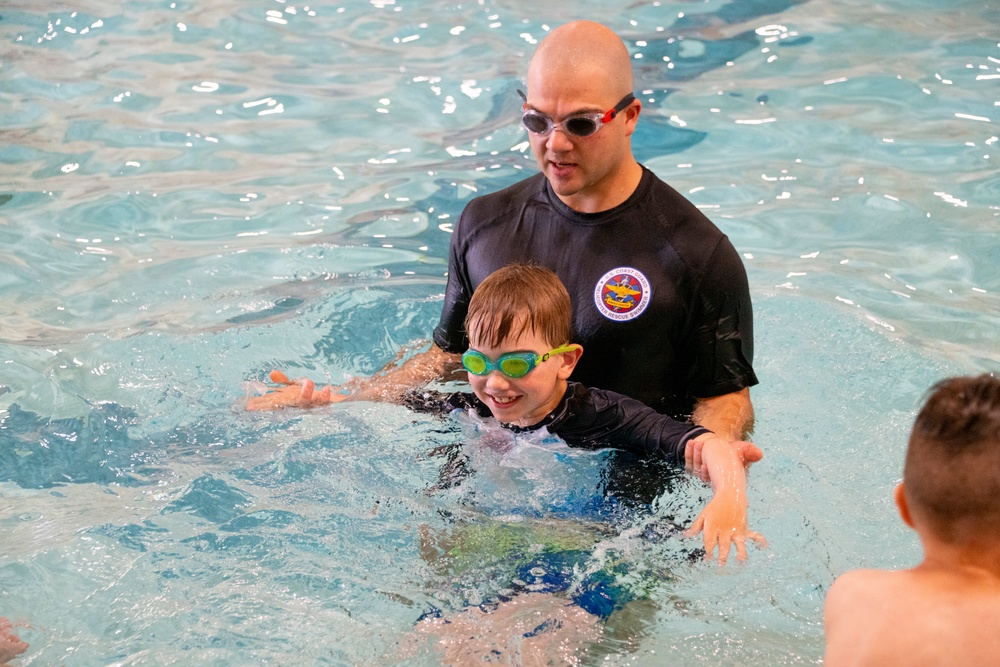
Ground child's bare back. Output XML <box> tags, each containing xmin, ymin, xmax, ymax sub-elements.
<box><xmin>825</xmin><ymin>566</ymin><xmax>1000</xmax><ymax>666</ymax></box>
<box><xmin>824</xmin><ymin>374</ymin><xmax>1000</xmax><ymax>666</ymax></box>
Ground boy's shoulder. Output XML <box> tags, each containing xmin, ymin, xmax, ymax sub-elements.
<box><xmin>825</xmin><ymin>567</ymin><xmax>907</xmax><ymax>625</ymax></box>
<box><xmin>828</xmin><ymin>564</ymin><xmax>1000</xmax><ymax>613</ymax></box>
<box><xmin>825</xmin><ymin>566</ymin><xmax>1000</xmax><ymax>666</ymax></box>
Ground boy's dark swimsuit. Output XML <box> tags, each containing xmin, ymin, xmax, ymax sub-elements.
<box><xmin>405</xmin><ymin>380</ymin><xmax>710</xmax><ymax>465</ymax></box>
<box><xmin>407</xmin><ymin>381</ymin><xmax>712</xmax><ymax>621</ymax></box>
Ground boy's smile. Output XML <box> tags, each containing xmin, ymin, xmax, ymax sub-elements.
<box><xmin>465</xmin><ymin>327</ymin><xmax>581</xmax><ymax>427</ymax></box>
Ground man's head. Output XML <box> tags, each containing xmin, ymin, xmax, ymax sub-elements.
<box><xmin>522</xmin><ymin>21</ymin><xmax>642</xmax><ymax>213</ymax></box>
<box><xmin>899</xmin><ymin>374</ymin><xmax>1000</xmax><ymax>544</ymax></box>
<box><xmin>463</xmin><ymin>264</ymin><xmax>582</xmax><ymax>425</ymax></box>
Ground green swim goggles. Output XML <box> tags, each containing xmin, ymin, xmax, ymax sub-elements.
<box><xmin>462</xmin><ymin>345</ymin><xmax>579</xmax><ymax>379</ymax></box>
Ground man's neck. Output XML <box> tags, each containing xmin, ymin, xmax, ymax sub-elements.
<box><xmin>558</xmin><ymin>160</ymin><xmax>644</xmax><ymax>213</ymax></box>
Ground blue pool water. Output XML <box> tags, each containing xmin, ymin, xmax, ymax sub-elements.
<box><xmin>1</xmin><ymin>0</ymin><xmax>998</xmax><ymax>664</ymax></box>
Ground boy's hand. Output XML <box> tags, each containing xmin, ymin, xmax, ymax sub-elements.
<box><xmin>685</xmin><ymin>438</ymin><xmax>762</xmax><ymax>483</ymax></box>
<box><xmin>245</xmin><ymin>370</ymin><xmax>346</xmax><ymax>411</ymax></box>
<box><xmin>684</xmin><ymin>434</ymin><xmax>767</xmax><ymax>564</ymax></box>
<box><xmin>684</xmin><ymin>493</ymin><xmax>767</xmax><ymax>564</ymax></box>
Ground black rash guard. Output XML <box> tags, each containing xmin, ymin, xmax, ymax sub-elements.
<box><xmin>432</xmin><ymin>167</ymin><xmax>757</xmax><ymax>418</ymax></box>
<box><xmin>406</xmin><ymin>381</ymin><xmax>710</xmax><ymax>466</ymax></box>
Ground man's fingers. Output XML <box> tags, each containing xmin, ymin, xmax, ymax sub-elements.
<box><xmin>684</xmin><ymin>440</ymin><xmax>696</xmax><ymax>470</ymax></box>
<box><xmin>684</xmin><ymin>439</ymin><xmax>705</xmax><ymax>467</ymax></box>
<box><xmin>743</xmin><ymin>443</ymin><xmax>764</xmax><ymax>463</ymax></box>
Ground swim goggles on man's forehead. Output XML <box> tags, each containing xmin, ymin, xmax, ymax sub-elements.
<box><xmin>517</xmin><ymin>89</ymin><xmax>636</xmax><ymax>138</ymax></box>
<box><xmin>462</xmin><ymin>345</ymin><xmax>579</xmax><ymax>379</ymax></box>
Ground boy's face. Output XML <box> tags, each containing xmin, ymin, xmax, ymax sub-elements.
<box><xmin>466</xmin><ymin>325</ymin><xmax>577</xmax><ymax>427</ymax></box>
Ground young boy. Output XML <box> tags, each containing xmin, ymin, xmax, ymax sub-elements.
<box><xmin>824</xmin><ymin>373</ymin><xmax>1000</xmax><ymax>666</ymax></box>
<box><xmin>249</xmin><ymin>264</ymin><xmax>765</xmax><ymax>563</ymax></box>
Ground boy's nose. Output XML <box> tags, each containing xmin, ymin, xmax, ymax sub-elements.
<box><xmin>485</xmin><ymin>371</ymin><xmax>511</xmax><ymax>391</ymax></box>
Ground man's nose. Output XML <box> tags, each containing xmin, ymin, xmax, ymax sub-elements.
<box><xmin>546</xmin><ymin>126</ymin><xmax>575</xmax><ymax>151</ymax></box>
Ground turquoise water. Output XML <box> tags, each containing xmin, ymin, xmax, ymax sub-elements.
<box><xmin>1</xmin><ymin>0</ymin><xmax>998</xmax><ymax>664</ymax></box>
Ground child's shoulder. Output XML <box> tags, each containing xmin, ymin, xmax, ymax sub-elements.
<box><xmin>827</xmin><ymin>567</ymin><xmax>903</xmax><ymax>606</ymax></box>
<box><xmin>826</xmin><ymin>565</ymin><xmax>1000</xmax><ymax>666</ymax></box>
<box><xmin>829</xmin><ymin>564</ymin><xmax>1000</xmax><ymax>615</ymax></box>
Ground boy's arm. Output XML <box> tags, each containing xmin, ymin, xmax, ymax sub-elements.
<box><xmin>683</xmin><ymin>433</ymin><xmax>766</xmax><ymax>564</ymax></box>
<box><xmin>245</xmin><ymin>343</ymin><xmax>462</xmax><ymax>411</ymax></box>
<box><xmin>823</xmin><ymin>570</ymin><xmax>881</xmax><ymax>667</ymax></box>
<box><xmin>823</xmin><ymin>574</ymin><xmax>853</xmax><ymax>667</ymax></box>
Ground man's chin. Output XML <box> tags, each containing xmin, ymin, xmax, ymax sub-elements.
<box><xmin>546</xmin><ymin>162</ymin><xmax>582</xmax><ymax>186</ymax></box>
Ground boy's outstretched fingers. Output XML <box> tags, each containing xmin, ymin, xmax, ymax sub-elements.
<box><xmin>269</xmin><ymin>369</ymin><xmax>294</xmax><ymax>384</ymax></box>
<box><xmin>684</xmin><ymin>514</ymin><xmax>768</xmax><ymax>565</ymax></box>
<box><xmin>731</xmin><ymin>530</ymin><xmax>768</xmax><ymax>562</ymax></box>
<box><xmin>245</xmin><ymin>369</ymin><xmax>339</xmax><ymax>411</ymax></box>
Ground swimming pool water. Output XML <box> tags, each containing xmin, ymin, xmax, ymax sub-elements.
<box><xmin>1</xmin><ymin>0</ymin><xmax>998</xmax><ymax>664</ymax></box>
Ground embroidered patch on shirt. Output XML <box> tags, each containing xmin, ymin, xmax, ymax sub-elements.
<box><xmin>593</xmin><ymin>267</ymin><xmax>651</xmax><ymax>321</ymax></box>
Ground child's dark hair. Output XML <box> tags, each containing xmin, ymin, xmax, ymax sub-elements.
<box><xmin>904</xmin><ymin>373</ymin><xmax>1000</xmax><ymax>541</ymax></box>
<box><xmin>464</xmin><ymin>264</ymin><xmax>572</xmax><ymax>349</ymax></box>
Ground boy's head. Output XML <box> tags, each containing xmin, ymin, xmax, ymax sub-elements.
<box><xmin>901</xmin><ymin>374</ymin><xmax>1000</xmax><ymax>543</ymax></box>
<box><xmin>464</xmin><ymin>263</ymin><xmax>572</xmax><ymax>351</ymax></box>
<box><xmin>463</xmin><ymin>264</ymin><xmax>582</xmax><ymax>426</ymax></box>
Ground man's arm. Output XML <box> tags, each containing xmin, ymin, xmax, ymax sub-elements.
<box><xmin>691</xmin><ymin>387</ymin><xmax>754</xmax><ymax>440</ymax></box>
<box><xmin>685</xmin><ymin>387</ymin><xmax>761</xmax><ymax>479</ymax></box>
<box><xmin>245</xmin><ymin>343</ymin><xmax>462</xmax><ymax>411</ymax></box>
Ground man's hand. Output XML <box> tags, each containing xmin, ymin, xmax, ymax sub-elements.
<box><xmin>685</xmin><ymin>438</ymin><xmax>763</xmax><ymax>483</ymax></box>
<box><xmin>245</xmin><ymin>370</ymin><xmax>345</xmax><ymax>411</ymax></box>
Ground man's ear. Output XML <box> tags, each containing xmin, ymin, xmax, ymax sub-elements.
<box><xmin>556</xmin><ymin>345</ymin><xmax>584</xmax><ymax>380</ymax></box>
<box><xmin>895</xmin><ymin>482</ymin><xmax>916</xmax><ymax>529</ymax></box>
<box><xmin>623</xmin><ymin>99</ymin><xmax>641</xmax><ymax>137</ymax></box>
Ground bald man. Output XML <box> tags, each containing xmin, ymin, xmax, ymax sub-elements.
<box><xmin>431</xmin><ymin>21</ymin><xmax>757</xmax><ymax>437</ymax></box>
<box><xmin>252</xmin><ymin>22</ymin><xmax>758</xmax><ymax>455</ymax></box>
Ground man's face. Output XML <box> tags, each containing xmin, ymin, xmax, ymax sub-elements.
<box><xmin>465</xmin><ymin>326</ymin><xmax>574</xmax><ymax>427</ymax></box>
<box><xmin>522</xmin><ymin>82</ymin><xmax>637</xmax><ymax>213</ymax></box>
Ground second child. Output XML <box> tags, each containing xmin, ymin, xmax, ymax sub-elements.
<box><xmin>824</xmin><ymin>373</ymin><xmax>1000</xmax><ymax>665</ymax></box>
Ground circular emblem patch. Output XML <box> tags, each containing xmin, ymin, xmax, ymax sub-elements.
<box><xmin>593</xmin><ymin>267</ymin><xmax>651</xmax><ymax>321</ymax></box>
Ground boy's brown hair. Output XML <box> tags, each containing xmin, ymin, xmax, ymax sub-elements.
<box><xmin>464</xmin><ymin>264</ymin><xmax>572</xmax><ymax>349</ymax></box>
<box><xmin>904</xmin><ymin>373</ymin><xmax>1000</xmax><ymax>542</ymax></box>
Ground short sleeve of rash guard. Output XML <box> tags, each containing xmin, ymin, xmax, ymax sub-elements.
<box><xmin>682</xmin><ymin>235</ymin><xmax>757</xmax><ymax>398</ymax></box>
<box><xmin>432</xmin><ymin>216</ymin><xmax>473</xmax><ymax>353</ymax></box>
